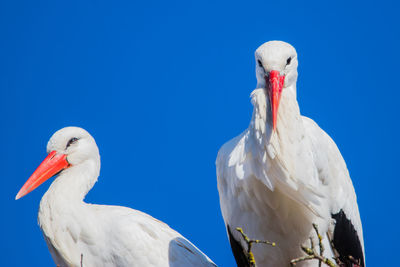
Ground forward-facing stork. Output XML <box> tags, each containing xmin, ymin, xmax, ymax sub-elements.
<box><xmin>216</xmin><ymin>41</ymin><xmax>365</xmax><ymax>266</ymax></box>
<box><xmin>16</xmin><ymin>127</ymin><xmax>216</xmax><ymax>267</ymax></box>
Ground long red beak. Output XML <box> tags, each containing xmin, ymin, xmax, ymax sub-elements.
<box><xmin>15</xmin><ymin>151</ymin><xmax>70</xmax><ymax>200</ymax></box>
<box><xmin>266</xmin><ymin>70</ymin><xmax>285</xmax><ymax>131</ymax></box>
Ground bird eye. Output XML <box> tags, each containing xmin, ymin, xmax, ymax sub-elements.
<box><xmin>286</xmin><ymin>57</ymin><xmax>292</xmax><ymax>65</ymax></box>
<box><xmin>257</xmin><ymin>60</ymin><xmax>263</xmax><ymax>68</ymax></box>
<box><xmin>66</xmin><ymin>137</ymin><xmax>79</xmax><ymax>148</ymax></box>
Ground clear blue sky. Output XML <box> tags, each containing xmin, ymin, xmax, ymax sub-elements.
<box><xmin>1</xmin><ymin>0</ymin><xmax>398</xmax><ymax>266</ymax></box>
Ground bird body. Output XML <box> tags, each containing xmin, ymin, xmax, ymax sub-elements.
<box><xmin>216</xmin><ymin>41</ymin><xmax>364</xmax><ymax>266</ymax></box>
<box><xmin>17</xmin><ymin>127</ymin><xmax>216</xmax><ymax>267</ymax></box>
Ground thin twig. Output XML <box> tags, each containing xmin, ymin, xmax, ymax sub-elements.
<box><xmin>347</xmin><ymin>255</ymin><xmax>361</xmax><ymax>266</ymax></box>
<box><xmin>236</xmin><ymin>227</ymin><xmax>276</xmax><ymax>267</ymax></box>
<box><xmin>327</xmin><ymin>231</ymin><xmax>343</xmax><ymax>266</ymax></box>
<box><xmin>312</xmin><ymin>223</ymin><xmax>324</xmax><ymax>267</ymax></box>
<box><xmin>290</xmin><ymin>224</ymin><xmax>337</xmax><ymax>267</ymax></box>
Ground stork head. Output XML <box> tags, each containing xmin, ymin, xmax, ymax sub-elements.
<box><xmin>255</xmin><ymin>41</ymin><xmax>298</xmax><ymax>130</ymax></box>
<box><xmin>15</xmin><ymin>127</ymin><xmax>99</xmax><ymax>200</ymax></box>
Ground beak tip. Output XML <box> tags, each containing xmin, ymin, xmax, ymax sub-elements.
<box><xmin>15</xmin><ymin>190</ymin><xmax>24</xmax><ymax>200</ymax></box>
<box><xmin>272</xmin><ymin>116</ymin><xmax>277</xmax><ymax>131</ymax></box>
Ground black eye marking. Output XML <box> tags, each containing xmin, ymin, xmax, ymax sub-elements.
<box><xmin>257</xmin><ymin>59</ymin><xmax>263</xmax><ymax>68</ymax></box>
<box><xmin>66</xmin><ymin>137</ymin><xmax>79</xmax><ymax>148</ymax></box>
<box><xmin>286</xmin><ymin>57</ymin><xmax>292</xmax><ymax>65</ymax></box>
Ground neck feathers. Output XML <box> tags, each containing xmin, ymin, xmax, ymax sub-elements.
<box><xmin>248</xmin><ymin>85</ymin><xmax>309</xmax><ymax>172</ymax></box>
<box><xmin>250</xmin><ymin>88</ymin><xmax>270</xmax><ymax>139</ymax></box>
<box><xmin>41</xmin><ymin>157</ymin><xmax>100</xmax><ymax>204</ymax></box>
<box><xmin>249</xmin><ymin>85</ymin><xmax>299</xmax><ymax>142</ymax></box>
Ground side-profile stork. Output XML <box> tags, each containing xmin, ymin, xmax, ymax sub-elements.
<box><xmin>216</xmin><ymin>41</ymin><xmax>365</xmax><ymax>266</ymax></box>
<box><xmin>16</xmin><ymin>127</ymin><xmax>216</xmax><ymax>267</ymax></box>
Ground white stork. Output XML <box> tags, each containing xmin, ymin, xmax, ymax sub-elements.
<box><xmin>216</xmin><ymin>41</ymin><xmax>365</xmax><ymax>266</ymax></box>
<box><xmin>16</xmin><ymin>127</ymin><xmax>216</xmax><ymax>267</ymax></box>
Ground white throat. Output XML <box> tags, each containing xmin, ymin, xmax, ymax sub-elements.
<box><xmin>38</xmin><ymin>157</ymin><xmax>100</xmax><ymax>230</ymax></box>
<box><xmin>250</xmin><ymin>83</ymin><xmax>298</xmax><ymax>143</ymax></box>
<box><xmin>47</xmin><ymin>158</ymin><xmax>100</xmax><ymax>202</ymax></box>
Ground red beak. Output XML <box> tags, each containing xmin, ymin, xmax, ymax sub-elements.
<box><xmin>15</xmin><ymin>151</ymin><xmax>70</xmax><ymax>200</ymax></box>
<box><xmin>266</xmin><ymin>70</ymin><xmax>285</xmax><ymax>131</ymax></box>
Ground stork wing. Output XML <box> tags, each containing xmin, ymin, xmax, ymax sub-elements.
<box><xmin>303</xmin><ymin>116</ymin><xmax>365</xmax><ymax>266</ymax></box>
<box><xmin>44</xmin><ymin>204</ymin><xmax>217</xmax><ymax>267</ymax></box>
<box><xmin>100</xmin><ymin>206</ymin><xmax>218</xmax><ymax>267</ymax></box>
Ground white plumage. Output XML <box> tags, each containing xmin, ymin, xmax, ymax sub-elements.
<box><xmin>17</xmin><ymin>127</ymin><xmax>216</xmax><ymax>267</ymax></box>
<box><xmin>216</xmin><ymin>41</ymin><xmax>364</xmax><ymax>266</ymax></box>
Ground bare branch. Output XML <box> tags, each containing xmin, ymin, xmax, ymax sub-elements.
<box><xmin>235</xmin><ymin>227</ymin><xmax>276</xmax><ymax>267</ymax></box>
<box><xmin>290</xmin><ymin>224</ymin><xmax>337</xmax><ymax>267</ymax></box>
